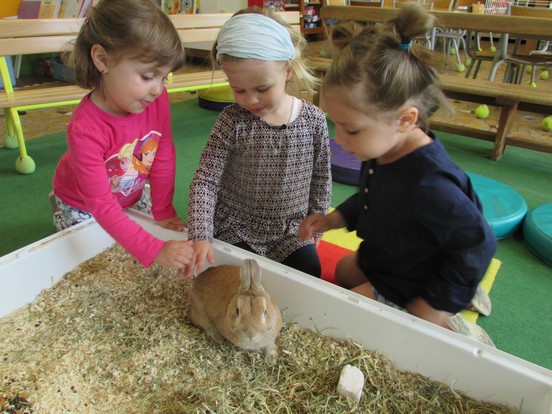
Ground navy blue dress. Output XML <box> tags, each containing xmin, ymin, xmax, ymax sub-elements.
<box><xmin>336</xmin><ymin>136</ymin><xmax>496</xmax><ymax>313</ymax></box>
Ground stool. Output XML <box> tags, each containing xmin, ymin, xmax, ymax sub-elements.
<box><xmin>523</xmin><ymin>203</ymin><xmax>552</xmax><ymax>266</ymax></box>
<box><xmin>197</xmin><ymin>86</ymin><xmax>234</xmax><ymax>111</ymax></box>
<box><xmin>468</xmin><ymin>173</ymin><xmax>528</xmax><ymax>240</ymax></box>
<box><xmin>330</xmin><ymin>139</ymin><xmax>361</xmax><ymax>186</ymax></box>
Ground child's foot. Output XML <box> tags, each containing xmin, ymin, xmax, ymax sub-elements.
<box><xmin>448</xmin><ymin>313</ymin><xmax>496</xmax><ymax>348</ymax></box>
<box><xmin>467</xmin><ymin>284</ymin><xmax>492</xmax><ymax>316</ymax></box>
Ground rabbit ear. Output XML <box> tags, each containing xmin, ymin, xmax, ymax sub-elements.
<box><xmin>240</xmin><ymin>259</ymin><xmax>252</xmax><ymax>290</ymax></box>
<box><xmin>240</xmin><ymin>259</ymin><xmax>262</xmax><ymax>291</ymax></box>
<box><xmin>247</xmin><ymin>259</ymin><xmax>263</xmax><ymax>290</ymax></box>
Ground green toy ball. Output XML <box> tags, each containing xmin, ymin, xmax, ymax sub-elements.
<box><xmin>526</xmin><ymin>65</ymin><xmax>533</xmax><ymax>74</ymax></box>
<box><xmin>541</xmin><ymin>70</ymin><xmax>549</xmax><ymax>81</ymax></box>
<box><xmin>4</xmin><ymin>134</ymin><xmax>18</xmax><ymax>149</ymax></box>
<box><xmin>450</xmin><ymin>48</ymin><xmax>457</xmax><ymax>56</ymax></box>
<box><xmin>465</xmin><ymin>58</ymin><xmax>472</xmax><ymax>66</ymax></box>
<box><xmin>319</xmin><ymin>49</ymin><xmax>328</xmax><ymax>58</ymax></box>
<box><xmin>490</xmin><ymin>46</ymin><xmax>496</xmax><ymax>53</ymax></box>
<box><xmin>475</xmin><ymin>104</ymin><xmax>490</xmax><ymax>119</ymax></box>
<box><xmin>456</xmin><ymin>63</ymin><xmax>465</xmax><ymax>73</ymax></box>
<box><xmin>542</xmin><ymin>116</ymin><xmax>552</xmax><ymax>132</ymax></box>
<box><xmin>529</xmin><ymin>82</ymin><xmax>537</xmax><ymax>88</ymax></box>
<box><xmin>15</xmin><ymin>155</ymin><xmax>36</xmax><ymax>175</ymax></box>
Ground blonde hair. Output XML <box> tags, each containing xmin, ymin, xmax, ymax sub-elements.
<box><xmin>324</xmin><ymin>4</ymin><xmax>450</xmax><ymax>130</ymax></box>
<box><xmin>69</xmin><ymin>0</ymin><xmax>185</xmax><ymax>90</ymax></box>
<box><xmin>211</xmin><ymin>6</ymin><xmax>319</xmax><ymax>96</ymax></box>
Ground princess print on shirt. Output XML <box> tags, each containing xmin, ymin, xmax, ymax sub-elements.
<box><xmin>106</xmin><ymin>131</ymin><xmax>161</xmax><ymax>199</ymax></box>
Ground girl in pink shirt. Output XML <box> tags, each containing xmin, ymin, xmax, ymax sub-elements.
<box><xmin>51</xmin><ymin>0</ymin><xmax>193</xmax><ymax>270</ymax></box>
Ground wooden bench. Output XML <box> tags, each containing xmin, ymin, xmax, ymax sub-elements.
<box><xmin>0</xmin><ymin>11</ymin><xmax>300</xmax><ymax>174</ymax></box>
<box><xmin>309</xmin><ymin>6</ymin><xmax>552</xmax><ymax>161</ymax></box>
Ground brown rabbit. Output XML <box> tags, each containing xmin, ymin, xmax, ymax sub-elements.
<box><xmin>189</xmin><ymin>258</ymin><xmax>284</xmax><ymax>365</ymax></box>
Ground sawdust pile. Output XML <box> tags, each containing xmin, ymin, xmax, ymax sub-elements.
<box><xmin>0</xmin><ymin>245</ymin><xmax>517</xmax><ymax>413</ymax></box>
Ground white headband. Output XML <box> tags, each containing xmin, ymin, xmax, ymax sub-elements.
<box><xmin>216</xmin><ymin>14</ymin><xmax>295</xmax><ymax>62</ymax></box>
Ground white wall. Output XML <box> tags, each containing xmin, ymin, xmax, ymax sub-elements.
<box><xmin>199</xmin><ymin>0</ymin><xmax>247</xmax><ymax>13</ymax></box>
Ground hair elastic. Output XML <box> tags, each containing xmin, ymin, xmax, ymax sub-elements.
<box><xmin>399</xmin><ymin>40</ymin><xmax>412</xmax><ymax>51</ymax></box>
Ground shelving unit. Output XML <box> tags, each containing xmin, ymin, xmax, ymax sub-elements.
<box><xmin>248</xmin><ymin>0</ymin><xmax>325</xmax><ymax>36</ymax></box>
<box><xmin>284</xmin><ymin>0</ymin><xmax>324</xmax><ymax>36</ymax></box>
<box><xmin>286</xmin><ymin>1</ymin><xmax>325</xmax><ymax>35</ymax></box>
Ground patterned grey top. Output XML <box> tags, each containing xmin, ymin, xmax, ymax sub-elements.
<box><xmin>188</xmin><ymin>100</ymin><xmax>332</xmax><ymax>262</ymax></box>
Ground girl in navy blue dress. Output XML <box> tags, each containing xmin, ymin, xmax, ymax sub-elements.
<box><xmin>299</xmin><ymin>4</ymin><xmax>497</xmax><ymax>346</ymax></box>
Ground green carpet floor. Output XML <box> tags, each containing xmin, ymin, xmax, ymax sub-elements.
<box><xmin>1</xmin><ymin>98</ymin><xmax>551</xmax><ymax>371</ymax></box>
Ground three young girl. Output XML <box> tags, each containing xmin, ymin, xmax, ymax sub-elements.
<box><xmin>52</xmin><ymin>0</ymin><xmax>496</xmax><ymax>344</ymax></box>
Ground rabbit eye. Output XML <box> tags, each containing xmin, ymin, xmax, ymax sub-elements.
<box><xmin>263</xmin><ymin>309</ymin><xmax>267</xmax><ymax>316</ymax></box>
<box><xmin>236</xmin><ymin>307</ymin><xmax>240</xmax><ymax>316</ymax></box>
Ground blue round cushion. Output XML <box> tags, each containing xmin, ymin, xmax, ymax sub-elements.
<box><xmin>468</xmin><ymin>173</ymin><xmax>528</xmax><ymax>240</ymax></box>
<box><xmin>330</xmin><ymin>139</ymin><xmax>361</xmax><ymax>185</ymax></box>
<box><xmin>523</xmin><ymin>203</ymin><xmax>552</xmax><ymax>266</ymax></box>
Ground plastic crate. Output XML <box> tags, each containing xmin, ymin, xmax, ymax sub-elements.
<box><xmin>1</xmin><ymin>211</ymin><xmax>551</xmax><ymax>413</ymax></box>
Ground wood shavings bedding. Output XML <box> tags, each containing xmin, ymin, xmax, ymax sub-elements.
<box><xmin>0</xmin><ymin>245</ymin><xmax>517</xmax><ymax>413</ymax></box>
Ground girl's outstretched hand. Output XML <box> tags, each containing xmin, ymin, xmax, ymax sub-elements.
<box><xmin>299</xmin><ymin>211</ymin><xmax>347</xmax><ymax>241</ymax></box>
<box><xmin>154</xmin><ymin>240</ymin><xmax>194</xmax><ymax>272</ymax></box>
<box><xmin>298</xmin><ymin>214</ymin><xmax>329</xmax><ymax>241</ymax></box>
<box><xmin>182</xmin><ymin>240</ymin><xmax>215</xmax><ymax>279</ymax></box>
<box><xmin>157</xmin><ymin>216</ymin><xmax>186</xmax><ymax>232</ymax></box>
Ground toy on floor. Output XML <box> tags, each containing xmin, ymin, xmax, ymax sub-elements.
<box><xmin>197</xmin><ymin>85</ymin><xmax>234</xmax><ymax>111</ymax></box>
<box><xmin>329</xmin><ymin>138</ymin><xmax>361</xmax><ymax>185</ymax></box>
<box><xmin>523</xmin><ymin>203</ymin><xmax>552</xmax><ymax>266</ymax></box>
<box><xmin>468</xmin><ymin>173</ymin><xmax>528</xmax><ymax>240</ymax></box>
<box><xmin>475</xmin><ymin>104</ymin><xmax>490</xmax><ymax>119</ymax></box>
<box><xmin>542</xmin><ymin>116</ymin><xmax>552</xmax><ymax>132</ymax></box>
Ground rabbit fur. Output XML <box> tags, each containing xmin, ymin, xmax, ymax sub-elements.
<box><xmin>189</xmin><ymin>259</ymin><xmax>283</xmax><ymax>365</ymax></box>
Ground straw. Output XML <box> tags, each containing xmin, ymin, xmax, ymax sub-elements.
<box><xmin>0</xmin><ymin>245</ymin><xmax>517</xmax><ymax>413</ymax></box>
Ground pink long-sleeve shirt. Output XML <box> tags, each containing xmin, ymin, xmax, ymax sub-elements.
<box><xmin>53</xmin><ymin>88</ymin><xmax>177</xmax><ymax>267</ymax></box>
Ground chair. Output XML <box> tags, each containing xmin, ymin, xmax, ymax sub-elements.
<box><xmin>433</xmin><ymin>0</ymin><xmax>470</xmax><ymax>72</ymax></box>
<box><xmin>464</xmin><ymin>31</ymin><xmax>499</xmax><ymax>79</ymax></box>
<box><xmin>392</xmin><ymin>0</ymin><xmax>435</xmax><ymax>49</ymax></box>
<box><xmin>488</xmin><ymin>4</ymin><xmax>552</xmax><ymax>85</ymax></box>
<box><xmin>464</xmin><ymin>0</ymin><xmax>509</xmax><ymax>79</ymax></box>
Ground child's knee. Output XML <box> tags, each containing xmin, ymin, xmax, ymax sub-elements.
<box><xmin>335</xmin><ymin>253</ymin><xmax>366</xmax><ymax>287</ymax></box>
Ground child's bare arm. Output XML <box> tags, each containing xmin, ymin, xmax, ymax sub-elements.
<box><xmin>298</xmin><ymin>210</ymin><xmax>347</xmax><ymax>241</ymax></box>
<box><xmin>156</xmin><ymin>216</ymin><xmax>186</xmax><ymax>232</ymax></box>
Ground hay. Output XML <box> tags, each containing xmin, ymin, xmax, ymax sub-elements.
<box><xmin>1</xmin><ymin>245</ymin><xmax>517</xmax><ymax>414</ymax></box>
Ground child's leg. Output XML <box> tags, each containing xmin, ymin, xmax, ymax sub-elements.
<box><xmin>282</xmin><ymin>244</ymin><xmax>321</xmax><ymax>278</ymax></box>
<box><xmin>50</xmin><ymin>193</ymin><xmax>92</xmax><ymax>231</ymax></box>
<box><xmin>335</xmin><ymin>252</ymin><xmax>376</xmax><ymax>299</ymax></box>
<box><xmin>406</xmin><ymin>297</ymin><xmax>452</xmax><ymax>328</ymax></box>
<box><xmin>131</xmin><ymin>185</ymin><xmax>152</xmax><ymax>215</ymax></box>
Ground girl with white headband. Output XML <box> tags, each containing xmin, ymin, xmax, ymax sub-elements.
<box><xmin>299</xmin><ymin>4</ymin><xmax>497</xmax><ymax>346</ymax></box>
<box><xmin>186</xmin><ymin>7</ymin><xmax>331</xmax><ymax>278</ymax></box>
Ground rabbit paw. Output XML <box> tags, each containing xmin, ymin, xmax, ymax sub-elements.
<box><xmin>205</xmin><ymin>329</ymin><xmax>225</xmax><ymax>344</ymax></box>
<box><xmin>264</xmin><ymin>346</ymin><xmax>279</xmax><ymax>365</ymax></box>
